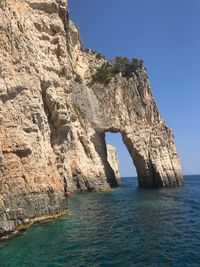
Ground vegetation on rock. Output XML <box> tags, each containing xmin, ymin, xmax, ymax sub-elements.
<box><xmin>72</xmin><ymin>103</ymin><xmax>81</xmax><ymax>116</ymax></box>
<box><xmin>90</xmin><ymin>57</ymin><xmax>144</xmax><ymax>85</ymax></box>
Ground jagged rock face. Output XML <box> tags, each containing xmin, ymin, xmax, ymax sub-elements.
<box><xmin>0</xmin><ymin>0</ymin><xmax>183</xmax><ymax>236</ymax></box>
<box><xmin>0</xmin><ymin>0</ymin><xmax>70</xmax><ymax>236</ymax></box>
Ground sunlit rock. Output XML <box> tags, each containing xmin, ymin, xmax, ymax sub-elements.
<box><xmin>0</xmin><ymin>0</ymin><xmax>183</xmax><ymax>237</ymax></box>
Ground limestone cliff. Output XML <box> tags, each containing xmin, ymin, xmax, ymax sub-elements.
<box><xmin>0</xmin><ymin>0</ymin><xmax>183</xmax><ymax>237</ymax></box>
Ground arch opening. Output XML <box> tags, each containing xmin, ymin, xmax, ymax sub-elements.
<box><xmin>102</xmin><ymin>130</ymin><xmax>160</xmax><ymax>188</ymax></box>
<box><xmin>105</xmin><ymin>132</ymin><xmax>137</xmax><ymax>180</ymax></box>
<box><xmin>91</xmin><ymin>128</ymin><xmax>182</xmax><ymax>189</ymax></box>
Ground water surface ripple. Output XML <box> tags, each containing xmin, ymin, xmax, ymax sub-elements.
<box><xmin>0</xmin><ymin>175</ymin><xmax>200</xmax><ymax>267</ymax></box>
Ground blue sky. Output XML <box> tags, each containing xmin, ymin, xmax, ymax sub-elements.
<box><xmin>69</xmin><ymin>0</ymin><xmax>200</xmax><ymax>176</ymax></box>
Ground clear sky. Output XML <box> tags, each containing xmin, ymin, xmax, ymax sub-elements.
<box><xmin>69</xmin><ymin>0</ymin><xmax>200</xmax><ymax>176</ymax></box>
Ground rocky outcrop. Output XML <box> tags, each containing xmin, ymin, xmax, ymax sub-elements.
<box><xmin>107</xmin><ymin>145</ymin><xmax>120</xmax><ymax>182</ymax></box>
<box><xmin>0</xmin><ymin>0</ymin><xmax>183</xmax><ymax>237</ymax></box>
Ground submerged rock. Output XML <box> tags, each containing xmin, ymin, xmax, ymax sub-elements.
<box><xmin>0</xmin><ymin>0</ymin><xmax>183</xmax><ymax>237</ymax></box>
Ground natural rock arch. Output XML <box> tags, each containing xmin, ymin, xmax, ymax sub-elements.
<box><xmin>104</xmin><ymin>129</ymin><xmax>179</xmax><ymax>188</ymax></box>
<box><xmin>0</xmin><ymin>0</ymin><xmax>183</xmax><ymax>237</ymax></box>
<box><xmin>70</xmin><ymin>67</ymin><xmax>183</xmax><ymax>190</ymax></box>
<box><xmin>68</xmin><ymin>21</ymin><xmax>183</xmax><ymax>190</ymax></box>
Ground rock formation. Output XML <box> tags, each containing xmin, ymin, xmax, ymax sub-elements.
<box><xmin>0</xmin><ymin>0</ymin><xmax>183</xmax><ymax>237</ymax></box>
<box><xmin>107</xmin><ymin>144</ymin><xmax>120</xmax><ymax>183</ymax></box>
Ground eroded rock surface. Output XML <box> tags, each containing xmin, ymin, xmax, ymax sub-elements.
<box><xmin>0</xmin><ymin>0</ymin><xmax>183</xmax><ymax>237</ymax></box>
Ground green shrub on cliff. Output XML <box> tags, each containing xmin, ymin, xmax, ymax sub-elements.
<box><xmin>112</xmin><ymin>56</ymin><xmax>129</xmax><ymax>75</ymax></box>
<box><xmin>90</xmin><ymin>62</ymin><xmax>112</xmax><ymax>85</ymax></box>
<box><xmin>90</xmin><ymin>56</ymin><xmax>144</xmax><ymax>85</ymax></box>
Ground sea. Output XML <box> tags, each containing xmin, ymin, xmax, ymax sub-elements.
<box><xmin>0</xmin><ymin>175</ymin><xmax>200</xmax><ymax>267</ymax></box>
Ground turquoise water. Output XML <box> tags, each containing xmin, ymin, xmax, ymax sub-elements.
<box><xmin>0</xmin><ymin>175</ymin><xmax>200</xmax><ymax>267</ymax></box>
